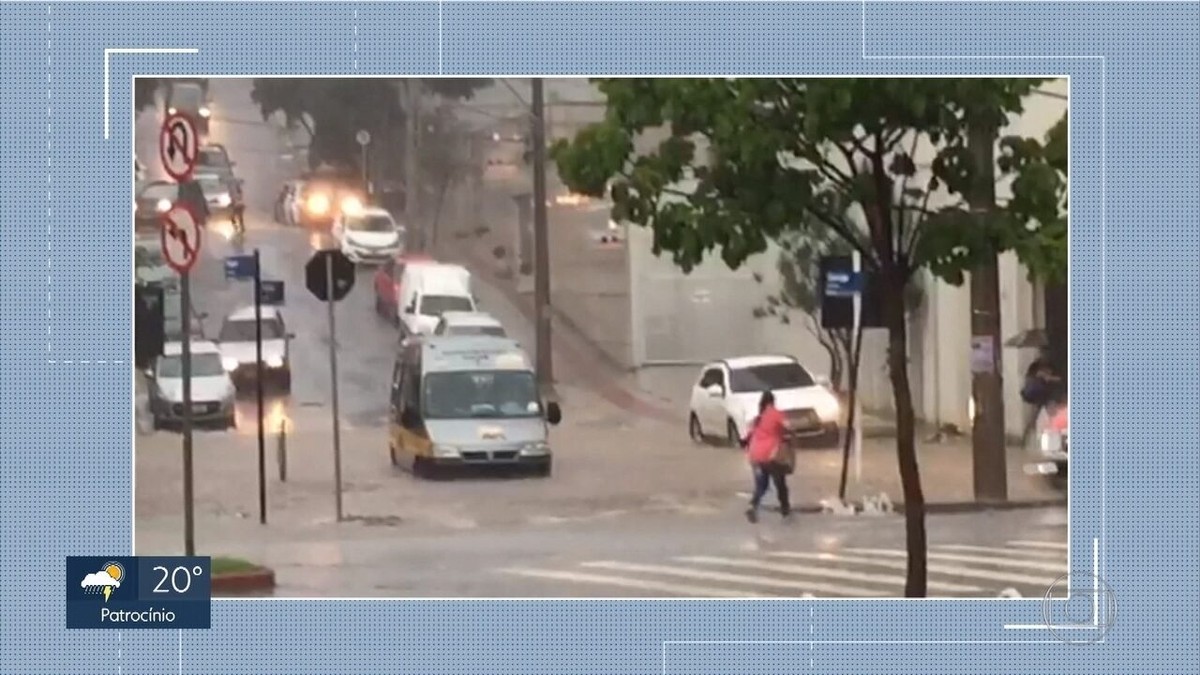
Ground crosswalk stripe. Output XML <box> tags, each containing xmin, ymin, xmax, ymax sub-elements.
<box><xmin>845</xmin><ymin>548</ymin><xmax>1068</xmax><ymax>573</ymax></box>
<box><xmin>679</xmin><ymin>556</ymin><xmax>984</xmax><ymax>594</ymax></box>
<box><xmin>581</xmin><ymin>561</ymin><xmax>881</xmax><ymax>598</ymax></box>
<box><xmin>933</xmin><ymin>544</ymin><xmax>1066</xmax><ymax>560</ymax></box>
<box><xmin>502</xmin><ymin>568</ymin><xmax>772</xmax><ymax>598</ymax></box>
<box><xmin>1008</xmin><ymin>540</ymin><xmax>1070</xmax><ymax>551</ymax></box>
<box><xmin>768</xmin><ymin>552</ymin><xmax>1060</xmax><ymax>587</ymax></box>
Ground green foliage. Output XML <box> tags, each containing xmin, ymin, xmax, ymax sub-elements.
<box><xmin>552</xmin><ymin>78</ymin><xmax>1065</xmax><ymax>287</ymax></box>
<box><xmin>996</xmin><ymin>112</ymin><xmax>1068</xmax><ymax>284</ymax></box>
<box><xmin>134</xmin><ymin>78</ymin><xmax>161</xmax><ymax>111</ymax></box>
<box><xmin>250</xmin><ymin>78</ymin><xmax>491</xmax><ymax>170</ymax></box>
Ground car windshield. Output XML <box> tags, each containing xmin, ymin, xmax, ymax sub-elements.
<box><xmin>195</xmin><ymin>175</ymin><xmax>225</xmax><ymax>195</ymax></box>
<box><xmin>422</xmin><ymin>370</ymin><xmax>540</xmax><ymax>419</ymax></box>
<box><xmin>158</xmin><ymin>353</ymin><xmax>225</xmax><ymax>378</ymax></box>
<box><xmin>346</xmin><ymin>214</ymin><xmax>396</xmax><ymax>232</ymax></box>
<box><xmin>447</xmin><ymin>325</ymin><xmax>506</xmax><ymax>337</ymax></box>
<box><xmin>419</xmin><ymin>295</ymin><xmax>474</xmax><ymax>317</ymax></box>
<box><xmin>135</xmin><ymin>245</ymin><xmax>164</xmax><ymax>268</ymax></box>
<box><xmin>171</xmin><ymin>85</ymin><xmax>203</xmax><ymax>109</ymax></box>
<box><xmin>219</xmin><ymin>318</ymin><xmax>283</xmax><ymax>342</ymax></box>
<box><xmin>198</xmin><ymin>148</ymin><xmax>229</xmax><ymax>168</ymax></box>
<box><xmin>729</xmin><ymin>362</ymin><xmax>815</xmax><ymax>392</ymax></box>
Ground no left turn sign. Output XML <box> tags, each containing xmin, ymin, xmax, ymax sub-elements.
<box><xmin>159</xmin><ymin>112</ymin><xmax>200</xmax><ymax>182</ymax></box>
<box><xmin>160</xmin><ymin>203</ymin><xmax>203</xmax><ymax>274</ymax></box>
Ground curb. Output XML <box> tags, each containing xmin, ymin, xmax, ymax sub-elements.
<box><xmin>211</xmin><ymin>568</ymin><xmax>276</xmax><ymax>596</ymax></box>
<box><xmin>778</xmin><ymin>497</ymin><xmax>1066</xmax><ymax>515</ymax></box>
<box><xmin>453</xmin><ymin>245</ymin><xmax>681</xmax><ymax>425</ymax></box>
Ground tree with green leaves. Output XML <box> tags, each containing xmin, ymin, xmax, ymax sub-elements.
<box><xmin>553</xmin><ymin>78</ymin><xmax>1066</xmax><ymax>597</ymax></box>
<box><xmin>249</xmin><ymin>78</ymin><xmax>491</xmax><ymax>172</ymax></box>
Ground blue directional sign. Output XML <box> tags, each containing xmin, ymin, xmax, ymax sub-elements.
<box><xmin>224</xmin><ymin>254</ymin><xmax>257</xmax><ymax>280</ymax></box>
<box><xmin>259</xmin><ymin>280</ymin><xmax>284</xmax><ymax>305</ymax></box>
<box><xmin>824</xmin><ymin>270</ymin><xmax>863</xmax><ymax>297</ymax></box>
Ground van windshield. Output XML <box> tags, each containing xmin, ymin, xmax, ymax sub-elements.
<box><xmin>419</xmin><ymin>294</ymin><xmax>474</xmax><ymax>317</ymax></box>
<box><xmin>422</xmin><ymin>370</ymin><xmax>540</xmax><ymax>419</ymax></box>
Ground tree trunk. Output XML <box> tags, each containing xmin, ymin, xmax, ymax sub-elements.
<box><xmin>837</xmin><ymin>319</ymin><xmax>865</xmax><ymax>500</ymax></box>
<box><xmin>884</xmin><ymin>274</ymin><xmax>927</xmax><ymax>597</ymax></box>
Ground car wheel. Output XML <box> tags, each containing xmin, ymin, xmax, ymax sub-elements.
<box><xmin>726</xmin><ymin>419</ymin><xmax>741</xmax><ymax>448</ymax></box>
<box><xmin>688</xmin><ymin>414</ymin><xmax>705</xmax><ymax>444</ymax></box>
<box><xmin>533</xmin><ymin>462</ymin><xmax>552</xmax><ymax>478</ymax></box>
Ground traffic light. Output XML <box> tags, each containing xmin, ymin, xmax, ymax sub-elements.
<box><xmin>134</xmin><ymin>284</ymin><xmax>165</xmax><ymax>369</ymax></box>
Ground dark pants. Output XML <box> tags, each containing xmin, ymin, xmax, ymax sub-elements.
<box><xmin>750</xmin><ymin>463</ymin><xmax>790</xmax><ymax>515</ymax></box>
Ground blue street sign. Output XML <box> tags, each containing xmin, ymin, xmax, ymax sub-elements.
<box><xmin>224</xmin><ymin>254</ymin><xmax>257</xmax><ymax>280</ymax></box>
<box><xmin>824</xmin><ymin>270</ymin><xmax>863</xmax><ymax>297</ymax></box>
<box><xmin>259</xmin><ymin>280</ymin><xmax>284</xmax><ymax>305</ymax></box>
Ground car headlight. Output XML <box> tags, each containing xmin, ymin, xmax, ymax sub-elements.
<box><xmin>199</xmin><ymin>106</ymin><xmax>211</xmax><ymax>118</ymax></box>
<box><xmin>520</xmin><ymin>442</ymin><xmax>550</xmax><ymax>457</ymax></box>
<box><xmin>216</xmin><ymin>193</ymin><xmax>231</xmax><ymax>207</ymax></box>
<box><xmin>816</xmin><ymin>394</ymin><xmax>840</xmax><ymax>421</ymax></box>
<box><xmin>155</xmin><ymin>198</ymin><xmax>172</xmax><ymax>213</ymax></box>
<box><xmin>265</xmin><ymin>354</ymin><xmax>284</xmax><ymax>368</ymax></box>
<box><xmin>1040</xmin><ymin>431</ymin><xmax>1063</xmax><ymax>454</ymax></box>
<box><xmin>432</xmin><ymin>444</ymin><xmax>460</xmax><ymax>458</ymax></box>
<box><xmin>306</xmin><ymin>193</ymin><xmax>330</xmax><ymax>215</ymax></box>
<box><xmin>167</xmin><ymin>106</ymin><xmax>177</xmax><ymax>115</ymax></box>
<box><xmin>340</xmin><ymin>195</ymin><xmax>363</xmax><ymax>215</ymax></box>
<box><xmin>222</xmin><ymin>357</ymin><xmax>240</xmax><ymax>372</ymax></box>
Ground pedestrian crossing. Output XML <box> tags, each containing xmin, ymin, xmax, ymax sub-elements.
<box><xmin>501</xmin><ymin>540</ymin><xmax>1069</xmax><ymax>598</ymax></box>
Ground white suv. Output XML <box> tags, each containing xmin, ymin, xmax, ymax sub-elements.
<box><xmin>688</xmin><ymin>355</ymin><xmax>841</xmax><ymax>447</ymax></box>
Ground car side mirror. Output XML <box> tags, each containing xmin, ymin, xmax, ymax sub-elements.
<box><xmin>545</xmin><ymin>401</ymin><xmax>562</xmax><ymax>426</ymax></box>
<box><xmin>705</xmin><ymin>384</ymin><xmax>724</xmax><ymax>398</ymax></box>
<box><xmin>814</xmin><ymin>374</ymin><xmax>831</xmax><ymax>387</ymax></box>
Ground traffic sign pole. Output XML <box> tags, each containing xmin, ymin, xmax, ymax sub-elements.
<box><xmin>326</xmin><ymin>253</ymin><xmax>344</xmax><ymax>522</ymax></box>
<box><xmin>180</xmin><ymin>271</ymin><xmax>196</xmax><ymax>557</ymax></box>
<box><xmin>254</xmin><ymin>248</ymin><xmax>267</xmax><ymax>526</ymax></box>
<box><xmin>852</xmin><ymin>250</ymin><xmax>863</xmax><ymax>485</ymax></box>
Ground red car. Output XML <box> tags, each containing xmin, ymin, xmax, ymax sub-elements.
<box><xmin>373</xmin><ymin>252</ymin><xmax>434</xmax><ymax>325</ymax></box>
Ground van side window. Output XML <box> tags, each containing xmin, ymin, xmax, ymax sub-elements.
<box><xmin>699</xmin><ymin>368</ymin><xmax>723</xmax><ymax>389</ymax></box>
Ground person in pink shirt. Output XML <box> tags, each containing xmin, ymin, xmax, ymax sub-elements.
<box><xmin>742</xmin><ymin>390</ymin><xmax>792</xmax><ymax>522</ymax></box>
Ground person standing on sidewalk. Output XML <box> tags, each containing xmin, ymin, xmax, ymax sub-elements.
<box><xmin>743</xmin><ymin>391</ymin><xmax>795</xmax><ymax>523</ymax></box>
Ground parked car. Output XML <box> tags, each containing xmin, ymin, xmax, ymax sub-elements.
<box><xmin>193</xmin><ymin>172</ymin><xmax>234</xmax><ymax>221</ymax></box>
<box><xmin>145</xmin><ymin>340</ymin><xmax>237</xmax><ymax>430</ymax></box>
<box><xmin>433</xmin><ymin>311</ymin><xmax>506</xmax><ymax>338</ymax></box>
<box><xmin>135</xmin><ymin>180</ymin><xmax>178</xmax><ymax>231</ymax></box>
<box><xmin>332</xmin><ymin>206</ymin><xmax>405</xmax><ymax>265</ymax></box>
<box><xmin>135</xmin><ymin>237</ymin><xmax>175</xmax><ymax>288</ymax></box>
<box><xmin>217</xmin><ymin>306</ymin><xmax>295</xmax><ymax>393</ymax></box>
<box><xmin>397</xmin><ymin>262</ymin><xmax>476</xmax><ymax>338</ymax></box>
<box><xmin>688</xmin><ymin>355</ymin><xmax>841</xmax><ymax>448</ymax></box>
<box><xmin>164</xmin><ymin>81</ymin><xmax>210</xmax><ymax>135</ymax></box>
<box><xmin>373</xmin><ymin>252</ymin><xmax>434</xmax><ymax>323</ymax></box>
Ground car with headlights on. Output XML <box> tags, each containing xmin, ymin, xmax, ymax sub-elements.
<box><xmin>332</xmin><ymin>206</ymin><xmax>405</xmax><ymax>265</ymax></box>
<box><xmin>688</xmin><ymin>355</ymin><xmax>841</xmax><ymax>448</ymax></box>
<box><xmin>135</xmin><ymin>180</ymin><xmax>179</xmax><ymax>232</ymax></box>
<box><xmin>193</xmin><ymin>172</ymin><xmax>235</xmax><ymax>221</ymax></box>
<box><xmin>145</xmin><ymin>340</ymin><xmax>237</xmax><ymax>430</ymax></box>
<box><xmin>217</xmin><ymin>306</ymin><xmax>295</xmax><ymax>393</ymax></box>
<box><xmin>295</xmin><ymin>167</ymin><xmax>365</xmax><ymax>231</ymax></box>
<box><xmin>164</xmin><ymin>81</ymin><xmax>210</xmax><ymax>135</ymax></box>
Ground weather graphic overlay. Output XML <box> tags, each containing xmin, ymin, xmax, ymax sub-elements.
<box><xmin>66</xmin><ymin>557</ymin><xmax>211</xmax><ymax>630</ymax></box>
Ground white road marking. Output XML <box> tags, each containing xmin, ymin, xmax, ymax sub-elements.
<box><xmin>580</xmin><ymin>561</ymin><xmax>880</xmax><ymax>598</ymax></box>
<box><xmin>934</xmin><ymin>544</ymin><xmax>1066</xmax><ymax>560</ymax></box>
<box><xmin>502</xmin><ymin>568</ymin><xmax>771</xmax><ymax>598</ymax></box>
<box><xmin>845</xmin><ymin>548</ymin><xmax>1068</xmax><ymax>574</ymax></box>
<box><xmin>680</xmin><ymin>556</ymin><xmax>984</xmax><ymax>594</ymax></box>
<box><xmin>1007</xmin><ymin>540</ymin><xmax>1070</xmax><ymax>551</ymax></box>
<box><xmin>768</xmin><ymin>552</ymin><xmax>1060</xmax><ymax>587</ymax></box>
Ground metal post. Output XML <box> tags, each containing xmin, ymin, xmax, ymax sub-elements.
<box><xmin>180</xmin><ymin>272</ymin><xmax>196</xmax><ymax>557</ymax></box>
<box><xmin>530</xmin><ymin>77</ymin><xmax>554</xmax><ymax>389</ymax></box>
<box><xmin>361</xmin><ymin>143</ymin><xmax>368</xmax><ymax>195</ymax></box>
<box><xmin>852</xmin><ymin>250</ymin><xmax>863</xmax><ymax>484</ymax></box>
<box><xmin>967</xmin><ymin>116</ymin><xmax>1008</xmax><ymax>502</ymax></box>
<box><xmin>404</xmin><ymin>80</ymin><xmax>421</xmax><ymax>251</ymax></box>
<box><xmin>253</xmin><ymin>248</ymin><xmax>267</xmax><ymax>525</ymax></box>
<box><xmin>325</xmin><ymin>253</ymin><xmax>344</xmax><ymax>521</ymax></box>
<box><xmin>277</xmin><ymin>421</ymin><xmax>287</xmax><ymax>482</ymax></box>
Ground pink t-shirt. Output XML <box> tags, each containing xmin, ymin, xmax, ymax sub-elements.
<box><xmin>747</xmin><ymin>406</ymin><xmax>786</xmax><ymax>464</ymax></box>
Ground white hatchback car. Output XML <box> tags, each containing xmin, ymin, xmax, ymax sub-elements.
<box><xmin>433</xmin><ymin>311</ymin><xmax>506</xmax><ymax>338</ymax></box>
<box><xmin>688</xmin><ymin>355</ymin><xmax>841</xmax><ymax>447</ymax></box>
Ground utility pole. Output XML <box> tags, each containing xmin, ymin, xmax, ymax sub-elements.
<box><xmin>530</xmin><ymin>78</ymin><xmax>554</xmax><ymax>390</ymax></box>
<box><xmin>404</xmin><ymin>79</ymin><xmax>422</xmax><ymax>251</ymax></box>
<box><xmin>967</xmin><ymin>113</ymin><xmax>1008</xmax><ymax>503</ymax></box>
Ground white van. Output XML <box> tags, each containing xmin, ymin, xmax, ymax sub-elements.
<box><xmin>399</xmin><ymin>263</ymin><xmax>477</xmax><ymax>337</ymax></box>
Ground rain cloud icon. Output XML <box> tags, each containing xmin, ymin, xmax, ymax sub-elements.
<box><xmin>81</xmin><ymin>561</ymin><xmax>124</xmax><ymax>602</ymax></box>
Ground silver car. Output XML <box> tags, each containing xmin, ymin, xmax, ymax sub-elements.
<box><xmin>146</xmin><ymin>341</ymin><xmax>237</xmax><ymax>430</ymax></box>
